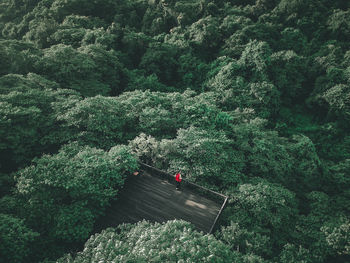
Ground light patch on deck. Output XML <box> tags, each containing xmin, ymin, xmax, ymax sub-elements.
<box><xmin>185</xmin><ymin>200</ymin><xmax>207</xmax><ymax>209</ymax></box>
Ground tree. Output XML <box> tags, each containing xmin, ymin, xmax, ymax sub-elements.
<box><xmin>139</xmin><ymin>42</ymin><xmax>179</xmax><ymax>85</ymax></box>
<box><xmin>0</xmin><ymin>40</ymin><xmax>40</xmax><ymax>76</ymax></box>
<box><xmin>323</xmin><ymin>84</ymin><xmax>350</xmax><ymax>122</ymax></box>
<box><xmin>0</xmin><ymin>213</ymin><xmax>39</xmax><ymax>263</ymax></box>
<box><xmin>78</xmin><ymin>44</ymin><xmax>127</xmax><ymax>96</ymax></box>
<box><xmin>129</xmin><ymin>133</ymin><xmax>159</xmax><ymax>164</ymax></box>
<box><xmin>56</xmin><ymin>220</ymin><xmax>241</xmax><ymax>263</ymax></box>
<box><xmin>177</xmin><ymin>53</ymin><xmax>209</xmax><ymax>92</ymax></box>
<box><xmin>187</xmin><ymin>15</ymin><xmax>221</xmax><ymax>58</ymax></box>
<box><xmin>238</xmin><ymin>40</ymin><xmax>272</xmax><ymax>82</ymax></box>
<box><xmin>126</xmin><ymin>70</ymin><xmax>173</xmax><ymax>92</ymax></box>
<box><xmin>49</xmin><ymin>0</ymin><xmax>118</xmax><ymax>23</ymax></box>
<box><xmin>15</xmin><ymin>143</ymin><xmax>138</xmax><ymax>243</ymax></box>
<box><xmin>56</xmin><ymin>96</ymin><xmax>130</xmax><ymax>149</ymax></box>
<box><xmin>0</xmin><ymin>73</ymin><xmax>80</xmax><ymax>171</ymax></box>
<box><xmin>224</xmin><ymin>180</ymin><xmax>298</xmax><ymax>250</ymax></box>
<box><xmin>154</xmin><ymin>126</ymin><xmax>246</xmax><ymax>190</ymax></box>
<box><xmin>294</xmin><ymin>191</ymin><xmax>350</xmax><ymax>262</ymax></box>
<box><xmin>280</xmin><ymin>27</ymin><xmax>307</xmax><ymax>54</ymax></box>
<box><xmin>219</xmin><ymin>221</ymin><xmax>272</xmax><ymax>258</ymax></box>
<box><xmin>285</xmin><ymin>134</ymin><xmax>323</xmax><ymax>193</ymax></box>
<box><xmin>207</xmin><ymin>60</ymin><xmax>280</xmax><ymax>117</ymax></box>
<box><xmin>327</xmin><ymin>9</ymin><xmax>350</xmax><ymax>42</ymax></box>
<box><xmin>120</xmin><ymin>30</ymin><xmax>152</xmax><ymax>67</ymax></box>
<box><xmin>278</xmin><ymin>243</ymin><xmax>313</xmax><ymax>263</ymax></box>
<box><xmin>268</xmin><ymin>50</ymin><xmax>306</xmax><ymax>104</ymax></box>
<box><xmin>24</xmin><ymin>17</ymin><xmax>58</xmax><ymax>48</ymax></box>
<box><xmin>321</xmin><ymin>218</ymin><xmax>350</xmax><ymax>257</ymax></box>
<box><xmin>35</xmin><ymin>44</ymin><xmax>110</xmax><ymax>96</ymax></box>
<box><xmin>228</xmin><ymin>119</ymin><xmax>294</xmax><ymax>187</ymax></box>
<box><xmin>50</xmin><ymin>27</ymin><xmax>86</xmax><ymax>48</ymax></box>
<box><xmin>219</xmin><ymin>15</ymin><xmax>252</xmax><ymax>38</ymax></box>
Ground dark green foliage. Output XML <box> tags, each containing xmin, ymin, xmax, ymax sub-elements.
<box><xmin>0</xmin><ymin>213</ymin><xmax>39</xmax><ymax>263</ymax></box>
<box><xmin>56</xmin><ymin>220</ymin><xmax>240</xmax><ymax>262</ymax></box>
<box><xmin>0</xmin><ymin>40</ymin><xmax>41</xmax><ymax>76</ymax></box>
<box><xmin>126</xmin><ymin>70</ymin><xmax>174</xmax><ymax>92</ymax></box>
<box><xmin>35</xmin><ymin>44</ymin><xmax>112</xmax><ymax>96</ymax></box>
<box><xmin>156</xmin><ymin>126</ymin><xmax>246</xmax><ymax>189</ymax></box>
<box><xmin>278</xmin><ymin>243</ymin><xmax>314</xmax><ymax>263</ymax></box>
<box><xmin>280</xmin><ymin>27</ymin><xmax>307</xmax><ymax>54</ymax></box>
<box><xmin>56</xmin><ymin>96</ymin><xmax>128</xmax><ymax>149</ymax></box>
<box><xmin>223</xmin><ymin>180</ymin><xmax>298</xmax><ymax>251</ymax></box>
<box><xmin>207</xmin><ymin>58</ymin><xmax>280</xmax><ymax>117</ymax></box>
<box><xmin>321</xmin><ymin>218</ymin><xmax>350</xmax><ymax>258</ymax></box>
<box><xmin>1</xmin><ymin>0</ymin><xmax>350</xmax><ymax>262</ymax></box>
<box><xmin>219</xmin><ymin>221</ymin><xmax>272</xmax><ymax>258</ymax></box>
<box><xmin>269</xmin><ymin>50</ymin><xmax>306</xmax><ymax>103</ymax></box>
<box><xmin>327</xmin><ymin>9</ymin><xmax>350</xmax><ymax>42</ymax></box>
<box><xmin>294</xmin><ymin>191</ymin><xmax>350</xmax><ymax>262</ymax></box>
<box><xmin>15</xmin><ymin>143</ymin><xmax>137</xmax><ymax>245</ymax></box>
<box><xmin>177</xmin><ymin>53</ymin><xmax>209</xmax><ymax>91</ymax></box>
<box><xmin>139</xmin><ymin>42</ymin><xmax>179</xmax><ymax>85</ymax></box>
<box><xmin>0</xmin><ymin>73</ymin><xmax>80</xmax><ymax>171</ymax></box>
<box><xmin>120</xmin><ymin>30</ymin><xmax>152</xmax><ymax>67</ymax></box>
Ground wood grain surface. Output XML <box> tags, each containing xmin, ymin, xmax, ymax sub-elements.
<box><xmin>95</xmin><ymin>172</ymin><xmax>222</xmax><ymax>233</ymax></box>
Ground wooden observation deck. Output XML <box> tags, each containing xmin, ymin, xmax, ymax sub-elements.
<box><xmin>95</xmin><ymin>163</ymin><xmax>228</xmax><ymax>234</ymax></box>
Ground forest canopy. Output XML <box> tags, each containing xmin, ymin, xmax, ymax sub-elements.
<box><xmin>0</xmin><ymin>0</ymin><xmax>349</xmax><ymax>262</ymax></box>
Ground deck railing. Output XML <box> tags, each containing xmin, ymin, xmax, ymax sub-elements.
<box><xmin>138</xmin><ymin>162</ymin><xmax>228</xmax><ymax>234</ymax></box>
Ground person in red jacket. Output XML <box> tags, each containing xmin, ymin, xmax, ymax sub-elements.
<box><xmin>175</xmin><ymin>172</ymin><xmax>182</xmax><ymax>190</ymax></box>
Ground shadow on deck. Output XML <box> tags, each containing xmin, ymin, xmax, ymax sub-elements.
<box><xmin>95</xmin><ymin>172</ymin><xmax>224</xmax><ymax>233</ymax></box>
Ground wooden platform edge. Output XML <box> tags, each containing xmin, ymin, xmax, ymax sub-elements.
<box><xmin>138</xmin><ymin>162</ymin><xmax>229</xmax><ymax>234</ymax></box>
<box><xmin>209</xmin><ymin>196</ymin><xmax>228</xmax><ymax>234</ymax></box>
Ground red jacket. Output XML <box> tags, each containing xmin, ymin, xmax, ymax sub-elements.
<box><xmin>175</xmin><ymin>173</ymin><xmax>182</xmax><ymax>182</ymax></box>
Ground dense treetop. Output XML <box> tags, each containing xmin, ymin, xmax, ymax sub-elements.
<box><xmin>0</xmin><ymin>0</ymin><xmax>349</xmax><ymax>262</ymax></box>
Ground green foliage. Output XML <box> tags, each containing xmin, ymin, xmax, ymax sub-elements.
<box><xmin>321</xmin><ymin>218</ymin><xmax>350</xmax><ymax>256</ymax></box>
<box><xmin>285</xmin><ymin>134</ymin><xmax>323</xmax><ymax>192</ymax></box>
<box><xmin>78</xmin><ymin>44</ymin><xmax>126</xmax><ymax>96</ymax></box>
<box><xmin>224</xmin><ymin>180</ymin><xmax>298</xmax><ymax>250</ymax></box>
<box><xmin>158</xmin><ymin>126</ymin><xmax>246</xmax><ymax>189</ymax></box>
<box><xmin>139</xmin><ymin>42</ymin><xmax>179</xmax><ymax>85</ymax></box>
<box><xmin>328</xmin><ymin>159</ymin><xmax>350</xmax><ymax>193</ymax></box>
<box><xmin>294</xmin><ymin>191</ymin><xmax>350</xmax><ymax>262</ymax></box>
<box><xmin>0</xmin><ymin>40</ymin><xmax>40</xmax><ymax>76</ymax></box>
<box><xmin>49</xmin><ymin>0</ymin><xmax>118</xmax><ymax>23</ymax></box>
<box><xmin>220</xmin><ymin>15</ymin><xmax>252</xmax><ymax>38</ymax></box>
<box><xmin>57</xmin><ymin>220</ymin><xmax>240</xmax><ymax>263</ymax></box>
<box><xmin>35</xmin><ymin>44</ymin><xmax>111</xmax><ymax>96</ymax></box>
<box><xmin>0</xmin><ymin>73</ymin><xmax>80</xmax><ymax>171</ymax></box>
<box><xmin>280</xmin><ymin>27</ymin><xmax>307</xmax><ymax>54</ymax></box>
<box><xmin>24</xmin><ymin>17</ymin><xmax>58</xmax><ymax>48</ymax></box>
<box><xmin>323</xmin><ymin>84</ymin><xmax>350</xmax><ymax>122</ymax></box>
<box><xmin>327</xmin><ymin>9</ymin><xmax>350</xmax><ymax>41</ymax></box>
<box><xmin>0</xmin><ymin>213</ymin><xmax>39</xmax><ymax>263</ymax></box>
<box><xmin>16</xmin><ymin>143</ymin><xmax>138</xmax><ymax>243</ymax></box>
<box><xmin>239</xmin><ymin>40</ymin><xmax>271</xmax><ymax>82</ymax></box>
<box><xmin>207</xmin><ymin>59</ymin><xmax>280</xmax><ymax>117</ymax></box>
<box><xmin>1</xmin><ymin>0</ymin><xmax>350</xmax><ymax>262</ymax></box>
<box><xmin>114</xmin><ymin>89</ymin><xmax>225</xmax><ymax>139</ymax></box>
<box><xmin>278</xmin><ymin>243</ymin><xmax>313</xmax><ymax>263</ymax></box>
<box><xmin>121</xmin><ymin>30</ymin><xmax>152</xmax><ymax>67</ymax></box>
<box><xmin>186</xmin><ymin>15</ymin><xmax>221</xmax><ymax>56</ymax></box>
<box><xmin>126</xmin><ymin>70</ymin><xmax>173</xmax><ymax>92</ymax></box>
<box><xmin>56</xmin><ymin>95</ymin><xmax>137</xmax><ymax>148</ymax></box>
<box><xmin>0</xmin><ymin>173</ymin><xmax>15</xmax><ymax>197</ymax></box>
<box><xmin>219</xmin><ymin>222</ymin><xmax>272</xmax><ymax>258</ymax></box>
<box><xmin>269</xmin><ymin>50</ymin><xmax>306</xmax><ymax>103</ymax></box>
